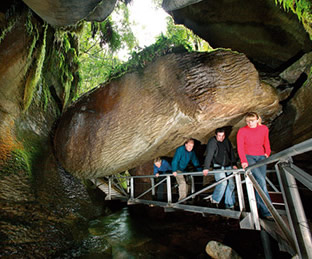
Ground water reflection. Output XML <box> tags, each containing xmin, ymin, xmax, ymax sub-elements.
<box><xmin>61</xmin><ymin>204</ymin><xmax>245</xmax><ymax>258</ymax></box>
<box><xmin>73</xmin><ymin>207</ymin><xmax>178</xmax><ymax>258</ymax></box>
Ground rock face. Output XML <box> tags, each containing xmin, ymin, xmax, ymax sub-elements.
<box><xmin>22</xmin><ymin>0</ymin><xmax>117</xmax><ymax>26</ymax></box>
<box><xmin>0</xmin><ymin>8</ymin><xmax>104</xmax><ymax>257</ymax></box>
<box><xmin>54</xmin><ymin>49</ymin><xmax>280</xmax><ymax>178</ymax></box>
<box><xmin>206</xmin><ymin>240</ymin><xmax>241</xmax><ymax>259</ymax></box>
<box><xmin>270</xmin><ymin>52</ymin><xmax>312</xmax><ymax>151</ymax></box>
<box><xmin>163</xmin><ymin>0</ymin><xmax>312</xmax><ymax>70</ymax></box>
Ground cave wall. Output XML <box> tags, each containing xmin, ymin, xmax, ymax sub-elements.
<box><xmin>0</xmin><ymin>5</ymin><xmax>105</xmax><ymax>256</ymax></box>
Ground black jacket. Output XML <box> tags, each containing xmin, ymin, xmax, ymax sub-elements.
<box><xmin>204</xmin><ymin>137</ymin><xmax>237</xmax><ymax>169</ymax></box>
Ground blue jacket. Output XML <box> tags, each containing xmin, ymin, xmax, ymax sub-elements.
<box><xmin>154</xmin><ymin>159</ymin><xmax>172</xmax><ymax>175</ymax></box>
<box><xmin>171</xmin><ymin>145</ymin><xmax>202</xmax><ymax>172</ymax></box>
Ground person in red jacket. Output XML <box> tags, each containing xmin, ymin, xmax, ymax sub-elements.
<box><xmin>237</xmin><ymin>112</ymin><xmax>272</xmax><ymax>220</ymax></box>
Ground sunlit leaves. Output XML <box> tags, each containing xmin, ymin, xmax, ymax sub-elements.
<box><xmin>78</xmin><ymin>1</ymin><xmax>211</xmax><ymax>97</ymax></box>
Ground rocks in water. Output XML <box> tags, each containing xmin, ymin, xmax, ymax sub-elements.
<box><xmin>54</xmin><ymin>49</ymin><xmax>280</xmax><ymax>178</ymax></box>
<box><xmin>206</xmin><ymin>240</ymin><xmax>241</xmax><ymax>259</ymax></box>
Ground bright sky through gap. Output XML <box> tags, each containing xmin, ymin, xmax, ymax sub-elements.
<box><xmin>114</xmin><ymin>0</ymin><xmax>170</xmax><ymax>60</ymax></box>
<box><xmin>128</xmin><ymin>0</ymin><xmax>169</xmax><ymax>48</ymax></box>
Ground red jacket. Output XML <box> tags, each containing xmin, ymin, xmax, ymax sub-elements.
<box><xmin>237</xmin><ymin>125</ymin><xmax>271</xmax><ymax>164</ymax></box>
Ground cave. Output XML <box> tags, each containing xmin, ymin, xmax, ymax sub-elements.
<box><xmin>0</xmin><ymin>0</ymin><xmax>311</xmax><ymax>257</ymax></box>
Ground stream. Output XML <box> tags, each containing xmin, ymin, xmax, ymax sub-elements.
<box><xmin>56</xmin><ymin>202</ymin><xmax>274</xmax><ymax>259</ymax></box>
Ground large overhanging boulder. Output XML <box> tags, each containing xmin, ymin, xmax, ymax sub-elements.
<box><xmin>22</xmin><ymin>0</ymin><xmax>117</xmax><ymax>26</ymax></box>
<box><xmin>162</xmin><ymin>0</ymin><xmax>312</xmax><ymax>70</ymax></box>
<box><xmin>54</xmin><ymin>49</ymin><xmax>280</xmax><ymax>178</ymax></box>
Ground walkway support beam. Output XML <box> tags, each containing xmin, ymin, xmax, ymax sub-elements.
<box><xmin>247</xmin><ymin>171</ymin><xmax>296</xmax><ymax>250</ymax></box>
<box><xmin>245</xmin><ymin>171</ymin><xmax>260</xmax><ymax>230</ymax></box>
<box><xmin>276</xmin><ymin>161</ymin><xmax>312</xmax><ymax>259</ymax></box>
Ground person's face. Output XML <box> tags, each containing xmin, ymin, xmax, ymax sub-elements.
<box><xmin>185</xmin><ymin>141</ymin><xmax>194</xmax><ymax>152</ymax></box>
<box><xmin>246</xmin><ymin>117</ymin><xmax>259</xmax><ymax>128</ymax></box>
<box><xmin>216</xmin><ymin>132</ymin><xmax>225</xmax><ymax>142</ymax></box>
<box><xmin>154</xmin><ymin>161</ymin><xmax>161</xmax><ymax>168</ymax></box>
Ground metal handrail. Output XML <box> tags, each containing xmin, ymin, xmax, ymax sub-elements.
<box><xmin>104</xmin><ymin>138</ymin><xmax>312</xmax><ymax>258</ymax></box>
<box><xmin>244</xmin><ymin>137</ymin><xmax>312</xmax><ymax>258</ymax></box>
<box><xmin>121</xmin><ymin>169</ymin><xmax>244</xmax><ymax>179</ymax></box>
<box><xmin>246</xmin><ymin>138</ymin><xmax>312</xmax><ymax>171</ymax></box>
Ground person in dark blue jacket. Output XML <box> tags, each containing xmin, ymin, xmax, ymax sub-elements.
<box><xmin>172</xmin><ymin>139</ymin><xmax>202</xmax><ymax>201</ymax></box>
<box><xmin>153</xmin><ymin>157</ymin><xmax>172</xmax><ymax>201</ymax></box>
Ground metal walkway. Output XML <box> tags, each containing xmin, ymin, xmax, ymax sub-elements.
<box><xmin>94</xmin><ymin>138</ymin><xmax>312</xmax><ymax>259</ymax></box>
<box><xmin>91</xmin><ymin>176</ymin><xmax>128</xmax><ymax>201</ymax></box>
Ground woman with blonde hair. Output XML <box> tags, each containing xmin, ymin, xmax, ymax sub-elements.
<box><xmin>237</xmin><ymin>112</ymin><xmax>272</xmax><ymax>219</ymax></box>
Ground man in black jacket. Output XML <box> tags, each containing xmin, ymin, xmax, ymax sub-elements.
<box><xmin>203</xmin><ymin>128</ymin><xmax>237</xmax><ymax>209</ymax></box>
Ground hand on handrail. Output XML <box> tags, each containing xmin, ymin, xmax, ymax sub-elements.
<box><xmin>242</xmin><ymin>162</ymin><xmax>248</xmax><ymax>169</ymax></box>
<box><xmin>203</xmin><ymin>169</ymin><xmax>209</xmax><ymax>176</ymax></box>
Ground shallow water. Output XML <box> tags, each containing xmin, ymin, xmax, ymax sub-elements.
<box><xmin>57</xmin><ymin>201</ymin><xmax>263</xmax><ymax>259</ymax></box>
<box><xmin>58</xmin><ymin>202</ymin><xmax>290</xmax><ymax>259</ymax></box>
<box><xmin>63</xmin><ymin>206</ymin><xmax>190</xmax><ymax>258</ymax></box>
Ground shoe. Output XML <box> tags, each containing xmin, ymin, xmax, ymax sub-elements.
<box><xmin>207</xmin><ymin>200</ymin><xmax>219</xmax><ymax>208</ymax></box>
<box><xmin>264</xmin><ymin>215</ymin><xmax>274</xmax><ymax>221</ymax></box>
<box><xmin>225</xmin><ymin>206</ymin><xmax>234</xmax><ymax>211</ymax></box>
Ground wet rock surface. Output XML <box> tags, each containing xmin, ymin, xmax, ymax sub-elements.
<box><xmin>0</xmin><ymin>149</ymin><xmax>105</xmax><ymax>257</ymax></box>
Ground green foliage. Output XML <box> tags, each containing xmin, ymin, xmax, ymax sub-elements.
<box><xmin>78</xmin><ymin>4</ymin><xmax>210</xmax><ymax>96</ymax></box>
<box><xmin>105</xmin><ymin>35</ymin><xmax>189</xmax><ymax>82</ymax></box>
<box><xmin>78</xmin><ymin>21</ymin><xmax>123</xmax><ymax>95</ymax></box>
<box><xmin>100</xmin><ymin>17</ymin><xmax>211</xmax><ymax>84</ymax></box>
<box><xmin>77</xmin><ymin>0</ymin><xmax>139</xmax><ymax>95</ymax></box>
<box><xmin>0</xmin><ymin>17</ymin><xmax>18</xmax><ymax>45</ymax></box>
<box><xmin>45</xmin><ymin>28</ymin><xmax>81</xmax><ymax>107</ymax></box>
<box><xmin>275</xmin><ymin>0</ymin><xmax>312</xmax><ymax>39</ymax></box>
<box><xmin>275</xmin><ymin>0</ymin><xmax>310</xmax><ymax>20</ymax></box>
<box><xmin>23</xmin><ymin>21</ymin><xmax>48</xmax><ymax>112</ymax></box>
<box><xmin>165</xmin><ymin>18</ymin><xmax>212</xmax><ymax>52</ymax></box>
<box><xmin>0</xmin><ymin>2</ymin><xmax>23</xmax><ymax>44</ymax></box>
<box><xmin>0</xmin><ymin>148</ymin><xmax>31</xmax><ymax>176</ymax></box>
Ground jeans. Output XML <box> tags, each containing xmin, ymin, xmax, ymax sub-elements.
<box><xmin>212</xmin><ymin>164</ymin><xmax>235</xmax><ymax>208</ymax></box>
<box><xmin>246</xmin><ymin>155</ymin><xmax>271</xmax><ymax>217</ymax></box>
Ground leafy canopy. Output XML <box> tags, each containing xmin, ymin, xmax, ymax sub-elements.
<box><xmin>78</xmin><ymin>1</ymin><xmax>210</xmax><ymax>97</ymax></box>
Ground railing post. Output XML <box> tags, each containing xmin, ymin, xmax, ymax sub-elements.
<box><xmin>248</xmin><ymin>169</ymin><xmax>297</xmax><ymax>251</ymax></box>
<box><xmin>245</xmin><ymin>170</ymin><xmax>260</xmax><ymax>230</ymax></box>
<box><xmin>276</xmin><ymin>161</ymin><xmax>312</xmax><ymax>259</ymax></box>
<box><xmin>151</xmin><ymin>177</ymin><xmax>155</xmax><ymax>196</ymax></box>
<box><xmin>190</xmin><ymin>175</ymin><xmax>195</xmax><ymax>194</ymax></box>
<box><xmin>235</xmin><ymin>171</ymin><xmax>245</xmax><ymax>212</ymax></box>
<box><xmin>108</xmin><ymin>176</ymin><xmax>112</xmax><ymax>200</ymax></box>
<box><xmin>166</xmin><ymin>175</ymin><xmax>172</xmax><ymax>204</ymax></box>
<box><xmin>130</xmin><ymin>177</ymin><xmax>134</xmax><ymax>200</ymax></box>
